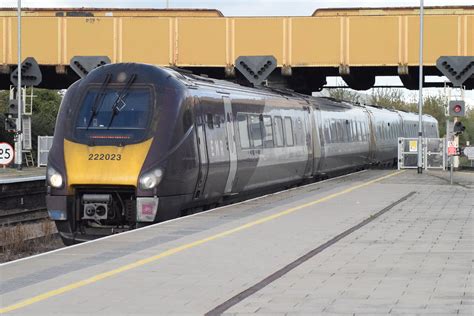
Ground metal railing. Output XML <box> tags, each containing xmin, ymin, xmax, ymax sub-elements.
<box><xmin>398</xmin><ymin>137</ymin><xmax>445</xmax><ymax>170</ymax></box>
<box><xmin>37</xmin><ymin>136</ymin><xmax>53</xmax><ymax>167</ymax></box>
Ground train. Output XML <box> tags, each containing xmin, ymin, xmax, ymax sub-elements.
<box><xmin>46</xmin><ymin>63</ymin><xmax>439</xmax><ymax>245</ymax></box>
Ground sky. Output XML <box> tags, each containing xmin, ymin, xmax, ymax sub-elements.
<box><xmin>3</xmin><ymin>0</ymin><xmax>473</xmax><ymax>106</ymax></box>
<box><xmin>2</xmin><ymin>0</ymin><xmax>473</xmax><ymax>16</ymax></box>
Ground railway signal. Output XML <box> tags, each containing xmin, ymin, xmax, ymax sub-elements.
<box><xmin>235</xmin><ymin>56</ymin><xmax>277</xmax><ymax>86</ymax></box>
<box><xmin>448</xmin><ymin>100</ymin><xmax>465</xmax><ymax>117</ymax></box>
<box><xmin>453</xmin><ymin>121</ymin><xmax>465</xmax><ymax>136</ymax></box>
<box><xmin>8</xmin><ymin>99</ymin><xmax>18</xmax><ymax>118</ymax></box>
<box><xmin>70</xmin><ymin>56</ymin><xmax>111</xmax><ymax>78</ymax></box>
<box><xmin>10</xmin><ymin>57</ymin><xmax>42</xmax><ymax>87</ymax></box>
<box><xmin>436</xmin><ymin>56</ymin><xmax>474</xmax><ymax>87</ymax></box>
<box><xmin>4</xmin><ymin>115</ymin><xmax>17</xmax><ymax>132</ymax></box>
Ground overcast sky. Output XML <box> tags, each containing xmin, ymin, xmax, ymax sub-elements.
<box><xmin>2</xmin><ymin>0</ymin><xmax>473</xmax><ymax>16</ymax></box>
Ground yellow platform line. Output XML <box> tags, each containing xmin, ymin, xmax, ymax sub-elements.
<box><xmin>0</xmin><ymin>170</ymin><xmax>404</xmax><ymax>313</ymax></box>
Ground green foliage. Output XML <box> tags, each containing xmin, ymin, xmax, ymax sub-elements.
<box><xmin>369</xmin><ymin>88</ymin><xmax>416</xmax><ymax>112</ymax></box>
<box><xmin>459</xmin><ymin>108</ymin><xmax>474</xmax><ymax>145</ymax></box>
<box><xmin>0</xmin><ymin>90</ymin><xmax>14</xmax><ymax>144</ymax></box>
<box><xmin>326</xmin><ymin>88</ymin><xmax>362</xmax><ymax>104</ymax></box>
<box><xmin>327</xmin><ymin>87</ymin><xmax>474</xmax><ymax>141</ymax></box>
<box><xmin>0</xmin><ymin>88</ymin><xmax>61</xmax><ymax>158</ymax></box>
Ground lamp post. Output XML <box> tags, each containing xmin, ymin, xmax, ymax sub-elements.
<box><xmin>15</xmin><ymin>0</ymin><xmax>23</xmax><ymax>170</ymax></box>
<box><xmin>417</xmin><ymin>0</ymin><xmax>424</xmax><ymax>174</ymax></box>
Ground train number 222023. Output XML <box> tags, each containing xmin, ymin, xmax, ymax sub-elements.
<box><xmin>88</xmin><ymin>153</ymin><xmax>122</xmax><ymax>161</ymax></box>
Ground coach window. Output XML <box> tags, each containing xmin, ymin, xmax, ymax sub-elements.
<box><xmin>249</xmin><ymin>115</ymin><xmax>263</xmax><ymax>148</ymax></box>
<box><xmin>295</xmin><ymin>118</ymin><xmax>304</xmax><ymax>145</ymax></box>
<box><xmin>274</xmin><ymin>116</ymin><xmax>284</xmax><ymax>147</ymax></box>
<box><xmin>356</xmin><ymin>122</ymin><xmax>361</xmax><ymax>141</ymax></box>
<box><xmin>214</xmin><ymin>114</ymin><xmax>221</xmax><ymax>128</ymax></box>
<box><xmin>324</xmin><ymin>121</ymin><xmax>331</xmax><ymax>143</ymax></box>
<box><xmin>206</xmin><ymin>113</ymin><xmax>214</xmax><ymax>129</ymax></box>
<box><xmin>237</xmin><ymin>113</ymin><xmax>250</xmax><ymax>149</ymax></box>
<box><xmin>263</xmin><ymin>116</ymin><xmax>274</xmax><ymax>148</ymax></box>
<box><xmin>284</xmin><ymin>117</ymin><xmax>294</xmax><ymax>146</ymax></box>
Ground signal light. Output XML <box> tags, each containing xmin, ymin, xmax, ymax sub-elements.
<box><xmin>448</xmin><ymin>100</ymin><xmax>465</xmax><ymax>117</ymax></box>
<box><xmin>453</xmin><ymin>121</ymin><xmax>465</xmax><ymax>136</ymax></box>
<box><xmin>4</xmin><ymin>115</ymin><xmax>17</xmax><ymax>132</ymax></box>
<box><xmin>8</xmin><ymin>99</ymin><xmax>18</xmax><ymax>118</ymax></box>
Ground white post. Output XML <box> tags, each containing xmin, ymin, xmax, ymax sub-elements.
<box><xmin>417</xmin><ymin>0</ymin><xmax>424</xmax><ymax>174</ymax></box>
<box><xmin>15</xmin><ymin>0</ymin><xmax>22</xmax><ymax>170</ymax></box>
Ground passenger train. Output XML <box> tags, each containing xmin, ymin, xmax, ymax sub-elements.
<box><xmin>46</xmin><ymin>63</ymin><xmax>438</xmax><ymax>244</ymax></box>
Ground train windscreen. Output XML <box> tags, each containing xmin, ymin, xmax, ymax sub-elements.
<box><xmin>74</xmin><ymin>86</ymin><xmax>152</xmax><ymax>145</ymax></box>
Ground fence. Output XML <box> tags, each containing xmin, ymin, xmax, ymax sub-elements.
<box><xmin>37</xmin><ymin>136</ymin><xmax>53</xmax><ymax>167</ymax></box>
<box><xmin>398</xmin><ymin>137</ymin><xmax>445</xmax><ymax>170</ymax></box>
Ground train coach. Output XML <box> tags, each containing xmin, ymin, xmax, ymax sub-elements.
<box><xmin>46</xmin><ymin>63</ymin><xmax>438</xmax><ymax>244</ymax></box>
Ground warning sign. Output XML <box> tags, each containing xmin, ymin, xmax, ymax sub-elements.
<box><xmin>409</xmin><ymin>140</ymin><xmax>418</xmax><ymax>152</ymax></box>
<box><xmin>447</xmin><ymin>141</ymin><xmax>457</xmax><ymax>156</ymax></box>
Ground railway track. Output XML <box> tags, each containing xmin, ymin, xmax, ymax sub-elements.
<box><xmin>0</xmin><ymin>179</ymin><xmax>48</xmax><ymax>226</ymax></box>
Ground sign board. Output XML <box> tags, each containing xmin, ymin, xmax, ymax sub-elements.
<box><xmin>463</xmin><ymin>146</ymin><xmax>474</xmax><ymax>160</ymax></box>
<box><xmin>447</xmin><ymin>140</ymin><xmax>457</xmax><ymax>156</ymax></box>
<box><xmin>409</xmin><ymin>140</ymin><xmax>417</xmax><ymax>152</ymax></box>
<box><xmin>0</xmin><ymin>142</ymin><xmax>14</xmax><ymax>165</ymax></box>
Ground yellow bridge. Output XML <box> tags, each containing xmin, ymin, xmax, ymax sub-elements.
<box><xmin>0</xmin><ymin>6</ymin><xmax>473</xmax><ymax>91</ymax></box>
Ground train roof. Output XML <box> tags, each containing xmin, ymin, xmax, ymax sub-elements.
<box><xmin>112</xmin><ymin>65</ymin><xmax>436</xmax><ymax>122</ymax></box>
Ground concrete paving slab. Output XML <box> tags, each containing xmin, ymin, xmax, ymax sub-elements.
<box><xmin>0</xmin><ymin>170</ymin><xmax>472</xmax><ymax>315</ymax></box>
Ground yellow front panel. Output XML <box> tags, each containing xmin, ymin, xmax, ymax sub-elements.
<box><xmin>64</xmin><ymin>138</ymin><xmax>153</xmax><ymax>188</ymax></box>
<box><xmin>22</xmin><ymin>18</ymin><xmax>59</xmax><ymax>64</ymax></box>
<box><xmin>234</xmin><ymin>18</ymin><xmax>284</xmax><ymax>64</ymax></box>
<box><xmin>291</xmin><ymin>17</ymin><xmax>341</xmax><ymax>66</ymax></box>
<box><xmin>178</xmin><ymin>18</ymin><xmax>226</xmax><ymax>66</ymax></box>
<box><xmin>121</xmin><ymin>17</ymin><xmax>170</xmax><ymax>64</ymax></box>
<box><xmin>349</xmin><ymin>16</ymin><xmax>399</xmax><ymax>66</ymax></box>
<box><xmin>66</xmin><ymin>18</ymin><xmax>114</xmax><ymax>62</ymax></box>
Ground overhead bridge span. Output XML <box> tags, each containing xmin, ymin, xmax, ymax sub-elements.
<box><xmin>0</xmin><ymin>6</ymin><xmax>473</xmax><ymax>91</ymax></box>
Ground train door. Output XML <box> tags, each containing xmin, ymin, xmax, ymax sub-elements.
<box><xmin>193</xmin><ymin>97</ymin><xmax>209</xmax><ymax>199</ymax></box>
<box><xmin>302</xmin><ymin>105</ymin><xmax>314</xmax><ymax>177</ymax></box>
<box><xmin>309</xmin><ymin>105</ymin><xmax>323</xmax><ymax>176</ymax></box>
<box><xmin>223</xmin><ymin>96</ymin><xmax>237</xmax><ymax>194</ymax></box>
<box><xmin>365</xmin><ymin>108</ymin><xmax>377</xmax><ymax>163</ymax></box>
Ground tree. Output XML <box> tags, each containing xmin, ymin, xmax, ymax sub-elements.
<box><xmin>459</xmin><ymin>108</ymin><xmax>474</xmax><ymax>146</ymax></box>
<box><xmin>326</xmin><ymin>87</ymin><xmax>363</xmax><ymax>104</ymax></box>
<box><xmin>0</xmin><ymin>88</ymin><xmax>61</xmax><ymax>161</ymax></box>
<box><xmin>369</xmin><ymin>88</ymin><xmax>416</xmax><ymax>112</ymax></box>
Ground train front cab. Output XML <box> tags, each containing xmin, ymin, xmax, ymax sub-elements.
<box><xmin>46</xmin><ymin>65</ymin><xmax>201</xmax><ymax>244</ymax></box>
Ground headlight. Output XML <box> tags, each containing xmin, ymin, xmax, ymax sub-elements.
<box><xmin>139</xmin><ymin>168</ymin><xmax>163</xmax><ymax>190</ymax></box>
<box><xmin>47</xmin><ymin>165</ymin><xmax>63</xmax><ymax>188</ymax></box>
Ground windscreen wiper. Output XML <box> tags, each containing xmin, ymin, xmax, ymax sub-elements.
<box><xmin>106</xmin><ymin>74</ymin><xmax>137</xmax><ymax>129</ymax></box>
<box><xmin>86</xmin><ymin>73</ymin><xmax>112</xmax><ymax>130</ymax></box>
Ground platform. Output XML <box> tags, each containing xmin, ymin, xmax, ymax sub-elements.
<box><xmin>0</xmin><ymin>169</ymin><xmax>472</xmax><ymax>315</ymax></box>
<box><xmin>0</xmin><ymin>167</ymin><xmax>45</xmax><ymax>184</ymax></box>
